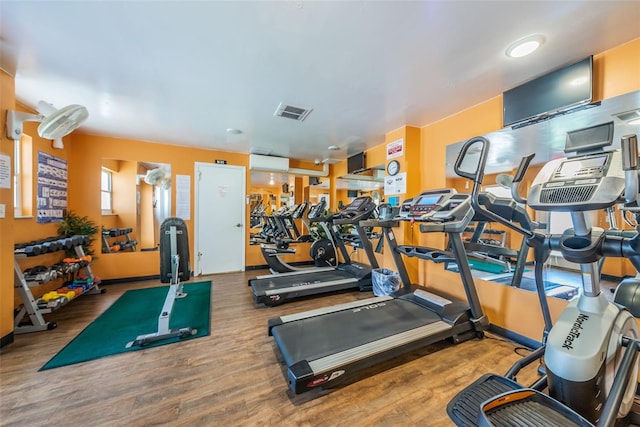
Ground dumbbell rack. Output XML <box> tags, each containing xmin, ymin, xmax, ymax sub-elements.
<box><xmin>101</xmin><ymin>227</ymin><xmax>137</xmax><ymax>253</ymax></box>
<box><xmin>14</xmin><ymin>235</ymin><xmax>102</xmax><ymax>334</ymax></box>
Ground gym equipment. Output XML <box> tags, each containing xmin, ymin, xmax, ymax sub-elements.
<box><xmin>249</xmin><ymin>196</ymin><xmax>379</xmax><ymax>306</ymax></box>
<box><xmin>456</xmin><ymin>191</ymin><xmax>539</xmax><ymax>287</ymax></box>
<box><xmin>127</xmin><ymin>217</ymin><xmax>196</xmax><ymax>347</ymax></box>
<box><xmin>447</xmin><ymin>128</ymin><xmax>640</xmax><ymax>426</ymax></box>
<box><xmin>259</xmin><ymin>200</ymin><xmax>337</xmax><ymax>273</ymax></box>
<box><xmin>267</xmin><ymin>185</ymin><xmax>489</xmax><ymax>394</ymax></box>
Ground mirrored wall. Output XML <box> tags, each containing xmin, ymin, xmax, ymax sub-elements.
<box><xmin>101</xmin><ymin>159</ymin><xmax>171</xmax><ymax>253</ymax></box>
<box><xmin>445</xmin><ymin>90</ymin><xmax>640</xmax><ymax>299</ymax></box>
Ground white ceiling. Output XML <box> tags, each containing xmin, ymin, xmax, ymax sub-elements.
<box><xmin>1</xmin><ymin>1</ymin><xmax>639</xmax><ymax>170</ymax></box>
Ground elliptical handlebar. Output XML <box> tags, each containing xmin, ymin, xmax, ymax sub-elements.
<box><xmin>455</xmin><ymin>136</ymin><xmax>537</xmax><ymax>240</ymax></box>
<box><xmin>621</xmin><ymin>134</ymin><xmax>639</xmax><ymax>205</ymax></box>
<box><xmin>510</xmin><ymin>153</ymin><xmax>536</xmax><ymax>205</ymax></box>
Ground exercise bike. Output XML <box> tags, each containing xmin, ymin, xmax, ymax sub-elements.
<box><xmin>127</xmin><ymin>217</ymin><xmax>196</xmax><ymax>347</ymax></box>
<box><xmin>447</xmin><ymin>124</ymin><xmax>640</xmax><ymax>426</ymax></box>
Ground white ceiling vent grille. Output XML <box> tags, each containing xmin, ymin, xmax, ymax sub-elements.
<box><xmin>274</xmin><ymin>102</ymin><xmax>313</xmax><ymax>121</ymax></box>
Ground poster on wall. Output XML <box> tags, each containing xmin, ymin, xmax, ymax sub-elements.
<box><xmin>386</xmin><ymin>138</ymin><xmax>404</xmax><ymax>160</ymax></box>
<box><xmin>37</xmin><ymin>151</ymin><xmax>67</xmax><ymax>223</ymax></box>
<box><xmin>176</xmin><ymin>174</ymin><xmax>191</xmax><ymax>220</ymax></box>
<box><xmin>0</xmin><ymin>153</ymin><xmax>10</xmax><ymax>189</ymax></box>
<box><xmin>384</xmin><ymin>172</ymin><xmax>407</xmax><ymax>196</ymax></box>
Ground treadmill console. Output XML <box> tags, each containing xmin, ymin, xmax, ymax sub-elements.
<box><xmin>397</xmin><ymin>198</ymin><xmax>414</xmax><ymax>218</ymax></box>
<box><xmin>307</xmin><ymin>200</ymin><xmax>327</xmax><ymax>220</ymax></box>
<box><xmin>409</xmin><ymin>189</ymin><xmax>456</xmax><ymax>218</ymax></box>
<box><xmin>333</xmin><ymin>196</ymin><xmax>374</xmax><ymax>220</ymax></box>
<box><xmin>402</xmin><ymin>189</ymin><xmax>473</xmax><ymax>233</ymax></box>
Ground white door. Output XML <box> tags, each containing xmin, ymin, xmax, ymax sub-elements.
<box><xmin>194</xmin><ymin>162</ymin><xmax>246</xmax><ymax>275</ymax></box>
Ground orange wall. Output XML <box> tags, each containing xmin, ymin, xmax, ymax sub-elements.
<box><xmin>67</xmin><ymin>133</ymin><xmax>249</xmax><ymax>280</ymax></box>
<box><xmin>2</xmin><ymin>38</ymin><xmax>639</xmax><ymax>345</ymax></box>
<box><xmin>410</xmin><ymin>38</ymin><xmax>640</xmax><ymax>340</ymax></box>
<box><xmin>1</xmin><ymin>71</ymin><xmax>16</xmax><ymax>342</ymax></box>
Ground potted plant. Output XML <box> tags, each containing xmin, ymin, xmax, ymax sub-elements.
<box><xmin>57</xmin><ymin>210</ymin><xmax>98</xmax><ymax>257</ymax></box>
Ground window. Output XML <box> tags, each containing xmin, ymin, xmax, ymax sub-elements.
<box><xmin>13</xmin><ymin>134</ymin><xmax>33</xmax><ymax>217</ymax></box>
<box><xmin>101</xmin><ymin>168</ymin><xmax>113</xmax><ymax>213</ymax></box>
<box><xmin>13</xmin><ymin>139</ymin><xmax>21</xmax><ymax>215</ymax></box>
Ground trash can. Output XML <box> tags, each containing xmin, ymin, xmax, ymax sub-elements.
<box><xmin>372</xmin><ymin>268</ymin><xmax>400</xmax><ymax>297</ymax></box>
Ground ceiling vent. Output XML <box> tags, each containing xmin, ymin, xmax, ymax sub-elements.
<box><xmin>274</xmin><ymin>102</ymin><xmax>313</xmax><ymax>121</ymax></box>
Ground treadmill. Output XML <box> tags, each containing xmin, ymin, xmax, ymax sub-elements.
<box><xmin>267</xmin><ymin>188</ymin><xmax>489</xmax><ymax>394</ymax></box>
<box><xmin>249</xmin><ymin>196</ymin><xmax>379</xmax><ymax>306</ymax></box>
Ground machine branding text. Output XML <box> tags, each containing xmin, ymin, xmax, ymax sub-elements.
<box><xmin>352</xmin><ymin>303</ymin><xmax>387</xmax><ymax>313</ymax></box>
<box><xmin>562</xmin><ymin>314</ymin><xmax>589</xmax><ymax>350</ymax></box>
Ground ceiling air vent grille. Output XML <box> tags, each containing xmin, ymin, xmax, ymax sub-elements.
<box><xmin>274</xmin><ymin>102</ymin><xmax>312</xmax><ymax>121</ymax></box>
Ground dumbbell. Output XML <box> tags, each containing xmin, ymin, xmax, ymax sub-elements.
<box><xmin>41</xmin><ymin>240</ymin><xmax>62</xmax><ymax>253</ymax></box>
<box><xmin>58</xmin><ymin>237</ymin><xmax>74</xmax><ymax>249</ymax></box>
<box><xmin>14</xmin><ymin>245</ymin><xmax>42</xmax><ymax>257</ymax></box>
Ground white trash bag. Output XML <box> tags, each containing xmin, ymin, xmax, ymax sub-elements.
<box><xmin>372</xmin><ymin>268</ymin><xmax>400</xmax><ymax>296</ymax></box>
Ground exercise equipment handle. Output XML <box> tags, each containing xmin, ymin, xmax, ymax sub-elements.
<box><xmin>510</xmin><ymin>153</ymin><xmax>535</xmax><ymax>204</ymax></box>
<box><xmin>621</xmin><ymin>134</ymin><xmax>639</xmax><ymax>204</ymax></box>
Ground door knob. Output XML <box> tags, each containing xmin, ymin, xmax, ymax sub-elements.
<box><xmin>235</xmin><ymin>223</ymin><xmax>242</xmax><ymax>228</ymax></box>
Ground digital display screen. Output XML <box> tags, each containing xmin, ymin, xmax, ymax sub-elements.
<box><xmin>350</xmin><ymin>197</ymin><xmax>365</xmax><ymax>208</ymax></box>
<box><xmin>503</xmin><ymin>56</ymin><xmax>592</xmax><ymax>127</ymax></box>
<box><xmin>557</xmin><ymin>155</ymin><xmax>607</xmax><ymax>177</ymax></box>
<box><xmin>416</xmin><ymin>195</ymin><xmax>441</xmax><ymax>206</ymax></box>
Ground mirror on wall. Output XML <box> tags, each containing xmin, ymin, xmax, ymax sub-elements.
<box><xmin>444</xmin><ymin>90</ymin><xmax>640</xmax><ymax>299</ymax></box>
<box><xmin>101</xmin><ymin>159</ymin><xmax>171</xmax><ymax>253</ymax></box>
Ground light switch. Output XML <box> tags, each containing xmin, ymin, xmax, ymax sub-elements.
<box><xmin>0</xmin><ymin>204</ymin><xmax>5</xmax><ymax>218</ymax></box>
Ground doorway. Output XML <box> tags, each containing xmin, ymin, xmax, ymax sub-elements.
<box><xmin>194</xmin><ymin>162</ymin><xmax>246</xmax><ymax>275</ymax></box>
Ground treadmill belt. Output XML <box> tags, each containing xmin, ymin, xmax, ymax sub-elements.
<box><xmin>272</xmin><ymin>299</ymin><xmax>442</xmax><ymax>366</ymax></box>
<box><xmin>251</xmin><ymin>269</ymin><xmax>356</xmax><ymax>293</ymax></box>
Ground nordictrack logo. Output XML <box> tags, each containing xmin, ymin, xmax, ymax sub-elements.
<box><xmin>562</xmin><ymin>314</ymin><xmax>589</xmax><ymax>350</ymax></box>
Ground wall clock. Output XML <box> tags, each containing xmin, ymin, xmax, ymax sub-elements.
<box><xmin>387</xmin><ymin>160</ymin><xmax>400</xmax><ymax>176</ymax></box>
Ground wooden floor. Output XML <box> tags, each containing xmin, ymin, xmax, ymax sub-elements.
<box><xmin>1</xmin><ymin>270</ymin><xmax>543</xmax><ymax>427</ymax></box>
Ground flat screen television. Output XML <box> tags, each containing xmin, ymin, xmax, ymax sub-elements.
<box><xmin>347</xmin><ymin>152</ymin><xmax>366</xmax><ymax>174</ymax></box>
<box><xmin>503</xmin><ymin>56</ymin><xmax>593</xmax><ymax>128</ymax></box>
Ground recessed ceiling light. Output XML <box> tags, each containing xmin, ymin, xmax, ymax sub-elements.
<box><xmin>506</xmin><ymin>35</ymin><xmax>545</xmax><ymax>58</ymax></box>
<box><xmin>328</xmin><ymin>145</ymin><xmax>340</xmax><ymax>151</ymax></box>
<box><xmin>226</xmin><ymin>128</ymin><xmax>242</xmax><ymax>134</ymax></box>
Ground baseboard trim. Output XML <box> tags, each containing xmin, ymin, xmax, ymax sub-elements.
<box><xmin>0</xmin><ymin>331</ymin><xmax>14</xmax><ymax>349</ymax></box>
<box><xmin>100</xmin><ymin>275</ymin><xmax>160</xmax><ymax>285</ymax></box>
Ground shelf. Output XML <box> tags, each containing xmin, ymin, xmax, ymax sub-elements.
<box><xmin>102</xmin><ymin>227</ymin><xmax>137</xmax><ymax>253</ymax></box>
<box><xmin>14</xmin><ymin>235</ymin><xmax>102</xmax><ymax>334</ymax></box>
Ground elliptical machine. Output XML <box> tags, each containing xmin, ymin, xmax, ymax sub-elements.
<box><xmin>447</xmin><ymin>124</ymin><xmax>640</xmax><ymax>426</ymax></box>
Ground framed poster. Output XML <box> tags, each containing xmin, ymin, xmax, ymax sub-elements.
<box><xmin>37</xmin><ymin>151</ymin><xmax>67</xmax><ymax>223</ymax></box>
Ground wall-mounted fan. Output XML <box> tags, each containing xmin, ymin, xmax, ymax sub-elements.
<box><xmin>144</xmin><ymin>168</ymin><xmax>166</xmax><ymax>186</ymax></box>
<box><xmin>5</xmin><ymin>101</ymin><xmax>89</xmax><ymax>149</ymax></box>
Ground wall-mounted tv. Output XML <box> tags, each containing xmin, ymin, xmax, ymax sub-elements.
<box><xmin>347</xmin><ymin>152</ymin><xmax>366</xmax><ymax>174</ymax></box>
<box><xmin>503</xmin><ymin>56</ymin><xmax>593</xmax><ymax>128</ymax></box>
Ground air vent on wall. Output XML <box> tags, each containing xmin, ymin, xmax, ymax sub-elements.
<box><xmin>274</xmin><ymin>102</ymin><xmax>313</xmax><ymax>121</ymax></box>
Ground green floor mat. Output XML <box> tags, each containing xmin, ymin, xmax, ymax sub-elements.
<box><xmin>41</xmin><ymin>281</ymin><xmax>211</xmax><ymax>370</ymax></box>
